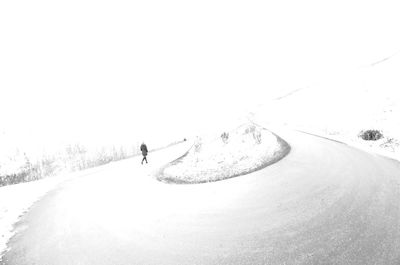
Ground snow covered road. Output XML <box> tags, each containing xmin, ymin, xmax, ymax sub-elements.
<box><xmin>2</xmin><ymin>130</ymin><xmax>400</xmax><ymax>265</ymax></box>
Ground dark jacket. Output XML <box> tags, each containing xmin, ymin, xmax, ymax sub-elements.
<box><xmin>140</xmin><ymin>144</ymin><xmax>148</xmax><ymax>156</ymax></box>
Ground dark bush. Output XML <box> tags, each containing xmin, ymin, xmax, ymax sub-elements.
<box><xmin>221</xmin><ymin>132</ymin><xmax>229</xmax><ymax>143</ymax></box>
<box><xmin>359</xmin><ymin>129</ymin><xmax>384</xmax><ymax>141</ymax></box>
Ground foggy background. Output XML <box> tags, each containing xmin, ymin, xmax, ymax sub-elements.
<box><xmin>1</xmin><ymin>0</ymin><xmax>400</xmax><ymax>155</ymax></box>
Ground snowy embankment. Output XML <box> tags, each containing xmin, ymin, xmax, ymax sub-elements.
<box><xmin>0</xmin><ymin>166</ymin><xmax>107</xmax><ymax>260</ymax></box>
<box><xmin>157</xmin><ymin>123</ymin><xmax>290</xmax><ymax>184</ymax></box>
<box><xmin>0</xmin><ymin>142</ymin><xmax>190</xmax><ymax>261</ymax></box>
<box><xmin>251</xmin><ymin>52</ymin><xmax>400</xmax><ymax>162</ymax></box>
<box><xmin>0</xmin><ymin>177</ymin><xmax>65</xmax><ymax>259</ymax></box>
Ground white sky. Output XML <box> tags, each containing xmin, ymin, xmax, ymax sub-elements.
<box><xmin>1</xmin><ymin>0</ymin><xmax>400</xmax><ymax>153</ymax></box>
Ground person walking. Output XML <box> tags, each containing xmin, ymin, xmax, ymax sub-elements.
<box><xmin>140</xmin><ymin>142</ymin><xmax>148</xmax><ymax>164</ymax></box>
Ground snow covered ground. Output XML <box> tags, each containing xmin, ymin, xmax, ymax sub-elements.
<box><xmin>0</xmin><ymin>164</ymin><xmax>117</xmax><ymax>261</ymax></box>
<box><xmin>1</xmin><ymin>51</ymin><xmax>399</xmax><ymax>262</ymax></box>
<box><xmin>0</xmin><ymin>142</ymin><xmax>191</xmax><ymax>261</ymax></box>
<box><xmin>158</xmin><ymin>123</ymin><xmax>290</xmax><ymax>184</ymax></box>
<box><xmin>0</xmin><ymin>177</ymin><xmax>64</xmax><ymax>259</ymax></box>
<box><xmin>250</xmin><ymin>52</ymin><xmax>400</xmax><ymax>162</ymax></box>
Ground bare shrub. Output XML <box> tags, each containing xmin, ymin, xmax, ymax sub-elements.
<box><xmin>194</xmin><ymin>137</ymin><xmax>202</xmax><ymax>152</ymax></box>
<box><xmin>358</xmin><ymin>129</ymin><xmax>384</xmax><ymax>141</ymax></box>
<box><xmin>243</xmin><ymin>124</ymin><xmax>262</xmax><ymax>144</ymax></box>
<box><xmin>221</xmin><ymin>132</ymin><xmax>229</xmax><ymax>143</ymax></box>
<box><xmin>244</xmin><ymin>124</ymin><xmax>256</xmax><ymax>134</ymax></box>
<box><xmin>253</xmin><ymin>130</ymin><xmax>262</xmax><ymax>144</ymax></box>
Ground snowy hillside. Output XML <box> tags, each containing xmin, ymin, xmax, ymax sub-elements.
<box><xmin>158</xmin><ymin>123</ymin><xmax>290</xmax><ymax>184</ymax></box>
<box><xmin>251</xmin><ymin>52</ymin><xmax>400</xmax><ymax>160</ymax></box>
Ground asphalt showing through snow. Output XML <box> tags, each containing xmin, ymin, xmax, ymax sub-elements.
<box><xmin>2</xmin><ymin>130</ymin><xmax>400</xmax><ymax>265</ymax></box>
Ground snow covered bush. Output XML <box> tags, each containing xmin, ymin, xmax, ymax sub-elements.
<box><xmin>0</xmin><ymin>143</ymin><xmax>140</xmax><ymax>187</ymax></box>
<box><xmin>194</xmin><ymin>137</ymin><xmax>202</xmax><ymax>152</ymax></box>
<box><xmin>359</xmin><ymin>129</ymin><xmax>384</xmax><ymax>141</ymax></box>
<box><xmin>158</xmin><ymin>123</ymin><xmax>290</xmax><ymax>184</ymax></box>
<box><xmin>221</xmin><ymin>132</ymin><xmax>229</xmax><ymax>143</ymax></box>
<box><xmin>244</xmin><ymin>124</ymin><xmax>262</xmax><ymax>144</ymax></box>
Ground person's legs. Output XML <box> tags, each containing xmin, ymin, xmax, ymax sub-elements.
<box><xmin>141</xmin><ymin>155</ymin><xmax>148</xmax><ymax>164</ymax></box>
<box><xmin>144</xmin><ymin>156</ymin><xmax>148</xmax><ymax>163</ymax></box>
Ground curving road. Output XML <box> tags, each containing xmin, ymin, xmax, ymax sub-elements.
<box><xmin>2</xmin><ymin>130</ymin><xmax>400</xmax><ymax>265</ymax></box>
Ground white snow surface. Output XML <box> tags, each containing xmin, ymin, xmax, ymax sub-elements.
<box><xmin>1</xmin><ymin>51</ymin><xmax>399</xmax><ymax>261</ymax></box>
<box><xmin>161</xmin><ymin>123</ymin><xmax>285</xmax><ymax>183</ymax></box>
<box><xmin>0</xmin><ymin>166</ymin><xmax>109</xmax><ymax>260</ymax></box>
<box><xmin>251</xmin><ymin>52</ymin><xmax>400</xmax><ymax>162</ymax></box>
<box><xmin>0</xmin><ymin>178</ymin><xmax>63</xmax><ymax>259</ymax></box>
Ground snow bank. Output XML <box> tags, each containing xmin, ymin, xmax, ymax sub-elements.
<box><xmin>0</xmin><ymin>141</ymin><xmax>191</xmax><ymax>261</ymax></box>
<box><xmin>251</xmin><ymin>53</ymin><xmax>400</xmax><ymax>162</ymax></box>
<box><xmin>0</xmin><ymin>176</ymin><xmax>66</xmax><ymax>260</ymax></box>
<box><xmin>0</xmin><ymin>166</ymin><xmax>106</xmax><ymax>261</ymax></box>
<box><xmin>157</xmin><ymin>123</ymin><xmax>290</xmax><ymax>184</ymax></box>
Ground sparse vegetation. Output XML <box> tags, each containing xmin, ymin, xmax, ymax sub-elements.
<box><xmin>0</xmin><ymin>143</ymin><xmax>141</xmax><ymax>187</ymax></box>
<box><xmin>379</xmin><ymin>137</ymin><xmax>400</xmax><ymax>152</ymax></box>
<box><xmin>194</xmin><ymin>137</ymin><xmax>202</xmax><ymax>152</ymax></box>
<box><xmin>358</xmin><ymin>129</ymin><xmax>384</xmax><ymax>141</ymax></box>
<box><xmin>0</xmin><ymin>138</ymin><xmax>187</xmax><ymax>187</ymax></box>
<box><xmin>244</xmin><ymin>124</ymin><xmax>262</xmax><ymax>144</ymax></box>
<box><xmin>158</xmin><ymin>123</ymin><xmax>290</xmax><ymax>184</ymax></box>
